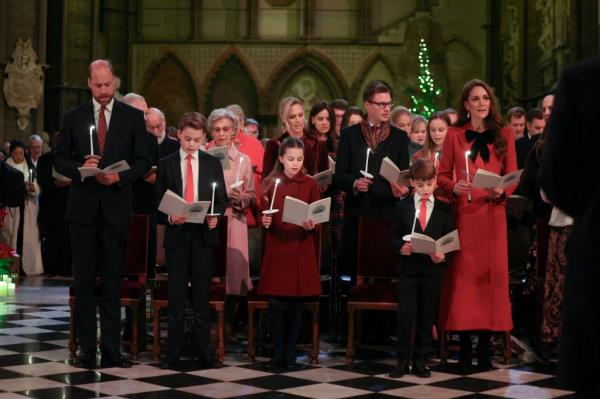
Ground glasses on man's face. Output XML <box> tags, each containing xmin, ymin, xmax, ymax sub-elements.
<box><xmin>367</xmin><ymin>100</ymin><xmax>394</xmax><ymax>109</ymax></box>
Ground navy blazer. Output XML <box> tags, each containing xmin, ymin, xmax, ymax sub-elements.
<box><xmin>155</xmin><ymin>150</ymin><xmax>227</xmax><ymax>249</ymax></box>
<box><xmin>54</xmin><ymin>99</ymin><xmax>151</xmax><ymax>224</ymax></box>
<box><xmin>390</xmin><ymin>196</ymin><xmax>454</xmax><ymax>276</ymax></box>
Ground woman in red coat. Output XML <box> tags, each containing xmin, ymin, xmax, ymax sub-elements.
<box><xmin>259</xmin><ymin>137</ymin><xmax>321</xmax><ymax>369</ymax></box>
<box><xmin>262</xmin><ymin>97</ymin><xmax>329</xmax><ymax>178</ymax></box>
<box><xmin>437</xmin><ymin>79</ymin><xmax>517</xmax><ymax>372</ymax></box>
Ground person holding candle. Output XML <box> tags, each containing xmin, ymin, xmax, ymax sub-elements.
<box><xmin>334</xmin><ymin>80</ymin><xmax>409</xmax><ymax>281</ymax></box>
<box><xmin>413</xmin><ymin>111</ymin><xmax>451</xmax><ymax>166</ymax></box>
<box><xmin>407</xmin><ymin>115</ymin><xmax>428</xmax><ymax>160</ymax></box>
<box><xmin>262</xmin><ymin>97</ymin><xmax>329</xmax><ymax>179</ymax></box>
<box><xmin>207</xmin><ymin>108</ymin><xmax>256</xmax><ymax>344</ymax></box>
<box><xmin>54</xmin><ymin>60</ymin><xmax>151</xmax><ymax>369</ymax></box>
<box><xmin>156</xmin><ymin>112</ymin><xmax>227</xmax><ymax>369</ymax></box>
<box><xmin>6</xmin><ymin>140</ymin><xmax>43</xmax><ymax>276</ymax></box>
<box><xmin>389</xmin><ymin>158</ymin><xmax>453</xmax><ymax>378</ymax></box>
<box><xmin>437</xmin><ymin>79</ymin><xmax>517</xmax><ymax>373</ymax></box>
<box><xmin>259</xmin><ymin>137</ymin><xmax>321</xmax><ymax>369</ymax></box>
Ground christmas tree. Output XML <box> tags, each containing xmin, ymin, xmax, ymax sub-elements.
<box><xmin>408</xmin><ymin>38</ymin><xmax>442</xmax><ymax>118</ymax></box>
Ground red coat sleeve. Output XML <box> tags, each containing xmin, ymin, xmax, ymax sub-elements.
<box><xmin>437</xmin><ymin>127</ymin><xmax>459</xmax><ymax>201</ymax></box>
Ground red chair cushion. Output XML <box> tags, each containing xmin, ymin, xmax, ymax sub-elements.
<box><xmin>210</xmin><ymin>282</ymin><xmax>225</xmax><ymax>302</ymax></box>
<box><xmin>347</xmin><ymin>282</ymin><xmax>397</xmax><ymax>303</ymax></box>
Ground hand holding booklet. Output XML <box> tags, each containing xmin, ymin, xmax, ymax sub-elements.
<box><xmin>380</xmin><ymin>157</ymin><xmax>410</xmax><ymax>186</ymax></box>
<box><xmin>310</xmin><ymin>169</ymin><xmax>333</xmax><ymax>188</ymax></box>
<box><xmin>158</xmin><ymin>189</ymin><xmax>211</xmax><ymax>224</ymax></box>
<box><xmin>207</xmin><ymin>146</ymin><xmax>230</xmax><ymax>170</ymax></box>
<box><xmin>282</xmin><ymin>196</ymin><xmax>331</xmax><ymax>226</ymax></box>
<box><xmin>78</xmin><ymin>160</ymin><xmax>130</xmax><ymax>179</ymax></box>
<box><xmin>411</xmin><ymin>229</ymin><xmax>460</xmax><ymax>255</ymax></box>
<box><xmin>472</xmin><ymin>169</ymin><xmax>523</xmax><ymax>190</ymax></box>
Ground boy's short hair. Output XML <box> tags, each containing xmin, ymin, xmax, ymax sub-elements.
<box><xmin>178</xmin><ymin>112</ymin><xmax>206</xmax><ymax>132</ymax></box>
<box><xmin>409</xmin><ymin>157</ymin><xmax>436</xmax><ymax>181</ymax></box>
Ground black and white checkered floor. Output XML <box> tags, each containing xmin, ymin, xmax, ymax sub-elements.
<box><xmin>0</xmin><ymin>279</ymin><xmax>575</xmax><ymax>398</ymax></box>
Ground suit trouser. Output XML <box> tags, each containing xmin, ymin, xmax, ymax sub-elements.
<box><xmin>166</xmin><ymin>227</ymin><xmax>214</xmax><ymax>361</ymax></box>
<box><xmin>396</xmin><ymin>272</ymin><xmax>442</xmax><ymax>360</ymax></box>
<box><xmin>70</xmin><ymin>218</ymin><xmax>128</xmax><ymax>355</ymax></box>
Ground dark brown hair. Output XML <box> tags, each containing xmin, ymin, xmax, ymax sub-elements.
<box><xmin>363</xmin><ymin>80</ymin><xmax>393</xmax><ymax>102</ymax></box>
<box><xmin>456</xmin><ymin>79</ymin><xmax>506</xmax><ymax>158</ymax></box>
<box><xmin>178</xmin><ymin>112</ymin><xmax>206</xmax><ymax>132</ymax></box>
<box><xmin>506</xmin><ymin>106</ymin><xmax>526</xmax><ymax>122</ymax></box>
<box><xmin>340</xmin><ymin>106</ymin><xmax>363</xmax><ymax>131</ymax></box>
<box><xmin>263</xmin><ymin>137</ymin><xmax>305</xmax><ymax>197</ymax></box>
<box><xmin>526</xmin><ymin>107</ymin><xmax>544</xmax><ymax>123</ymax></box>
<box><xmin>423</xmin><ymin>111</ymin><xmax>450</xmax><ymax>155</ymax></box>
<box><xmin>330</xmin><ymin>99</ymin><xmax>348</xmax><ymax>111</ymax></box>
<box><xmin>409</xmin><ymin>157</ymin><xmax>436</xmax><ymax>181</ymax></box>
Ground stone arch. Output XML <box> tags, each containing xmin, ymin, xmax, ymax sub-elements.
<box><xmin>264</xmin><ymin>48</ymin><xmax>349</xmax><ymax>116</ymax></box>
<box><xmin>139</xmin><ymin>51</ymin><xmax>201</xmax><ymax>127</ymax></box>
<box><xmin>443</xmin><ymin>37</ymin><xmax>481</xmax><ymax>105</ymax></box>
<box><xmin>352</xmin><ymin>54</ymin><xmax>396</xmax><ymax>106</ymax></box>
<box><xmin>201</xmin><ymin>47</ymin><xmax>260</xmax><ymax>118</ymax></box>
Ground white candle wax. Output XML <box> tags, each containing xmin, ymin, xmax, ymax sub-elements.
<box><xmin>411</xmin><ymin>209</ymin><xmax>420</xmax><ymax>236</ymax></box>
<box><xmin>464</xmin><ymin>151</ymin><xmax>471</xmax><ymax>177</ymax></box>
<box><xmin>210</xmin><ymin>182</ymin><xmax>216</xmax><ymax>214</ymax></box>
<box><xmin>364</xmin><ymin>148</ymin><xmax>371</xmax><ymax>173</ymax></box>
<box><xmin>7</xmin><ymin>283</ymin><xmax>15</xmax><ymax>297</ymax></box>
<box><xmin>89</xmin><ymin>125</ymin><xmax>95</xmax><ymax>156</ymax></box>
<box><xmin>235</xmin><ymin>157</ymin><xmax>244</xmax><ymax>183</ymax></box>
<box><xmin>435</xmin><ymin>152</ymin><xmax>440</xmax><ymax>169</ymax></box>
<box><xmin>269</xmin><ymin>178</ymin><xmax>280</xmax><ymax>211</ymax></box>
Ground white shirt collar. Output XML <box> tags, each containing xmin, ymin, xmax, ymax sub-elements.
<box><xmin>92</xmin><ymin>97</ymin><xmax>114</xmax><ymax>113</ymax></box>
<box><xmin>414</xmin><ymin>193</ymin><xmax>434</xmax><ymax>205</ymax></box>
<box><xmin>180</xmin><ymin>149</ymin><xmax>198</xmax><ymax>161</ymax></box>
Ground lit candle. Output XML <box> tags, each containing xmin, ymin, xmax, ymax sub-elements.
<box><xmin>210</xmin><ymin>182</ymin><xmax>216</xmax><ymax>215</ymax></box>
<box><xmin>29</xmin><ymin>169</ymin><xmax>33</xmax><ymax>184</ymax></box>
<box><xmin>435</xmin><ymin>151</ymin><xmax>440</xmax><ymax>169</ymax></box>
<box><xmin>364</xmin><ymin>148</ymin><xmax>371</xmax><ymax>173</ymax></box>
<box><xmin>0</xmin><ymin>281</ymin><xmax>7</xmax><ymax>297</ymax></box>
<box><xmin>7</xmin><ymin>282</ymin><xmax>15</xmax><ymax>297</ymax></box>
<box><xmin>269</xmin><ymin>178</ymin><xmax>281</xmax><ymax>211</ymax></box>
<box><xmin>465</xmin><ymin>150</ymin><xmax>472</xmax><ymax>203</ymax></box>
<box><xmin>411</xmin><ymin>209</ymin><xmax>420</xmax><ymax>237</ymax></box>
<box><xmin>89</xmin><ymin>125</ymin><xmax>95</xmax><ymax>156</ymax></box>
<box><xmin>235</xmin><ymin>157</ymin><xmax>244</xmax><ymax>184</ymax></box>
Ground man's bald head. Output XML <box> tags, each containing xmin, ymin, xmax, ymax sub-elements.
<box><xmin>88</xmin><ymin>60</ymin><xmax>114</xmax><ymax>78</ymax></box>
<box><xmin>121</xmin><ymin>93</ymin><xmax>148</xmax><ymax>116</ymax></box>
<box><xmin>146</xmin><ymin>107</ymin><xmax>166</xmax><ymax>138</ymax></box>
<box><xmin>88</xmin><ymin>60</ymin><xmax>116</xmax><ymax>106</ymax></box>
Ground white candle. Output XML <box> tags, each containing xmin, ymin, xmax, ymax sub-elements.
<box><xmin>364</xmin><ymin>148</ymin><xmax>371</xmax><ymax>173</ymax></box>
<box><xmin>89</xmin><ymin>125</ymin><xmax>95</xmax><ymax>156</ymax></box>
<box><xmin>435</xmin><ymin>152</ymin><xmax>440</xmax><ymax>169</ymax></box>
<box><xmin>7</xmin><ymin>282</ymin><xmax>15</xmax><ymax>297</ymax></box>
<box><xmin>464</xmin><ymin>151</ymin><xmax>471</xmax><ymax>177</ymax></box>
<box><xmin>28</xmin><ymin>169</ymin><xmax>33</xmax><ymax>184</ymax></box>
<box><xmin>411</xmin><ymin>209</ymin><xmax>420</xmax><ymax>236</ymax></box>
<box><xmin>235</xmin><ymin>157</ymin><xmax>244</xmax><ymax>183</ymax></box>
<box><xmin>269</xmin><ymin>178</ymin><xmax>281</xmax><ymax>211</ymax></box>
<box><xmin>210</xmin><ymin>182</ymin><xmax>216</xmax><ymax>214</ymax></box>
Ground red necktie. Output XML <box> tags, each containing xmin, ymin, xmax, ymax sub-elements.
<box><xmin>98</xmin><ymin>105</ymin><xmax>107</xmax><ymax>154</ymax></box>
<box><xmin>185</xmin><ymin>154</ymin><xmax>194</xmax><ymax>203</ymax></box>
<box><xmin>419</xmin><ymin>198</ymin><xmax>427</xmax><ymax>231</ymax></box>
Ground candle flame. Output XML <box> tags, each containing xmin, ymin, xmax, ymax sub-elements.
<box><xmin>465</xmin><ymin>150</ymin><xmax>471</xmax><ymax>156</ymax></box>
<box><xmin>275</xmin><ymin>178</ymin><xmax>281</xmax><ymax>184</ymax></box>
<box><xmin>212</xmin><ymin>182</ymin><xmax>217</xmax><ymax>188</ymax></box>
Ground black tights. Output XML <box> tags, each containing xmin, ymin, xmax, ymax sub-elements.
<box><xmin>268</xmin><ymin>297</ymin><xmax>302</xmax><ymax>363</ymax></box>
<box><xmin>459</xmin><ymin>331</ymin><xmax>492</xmax><ymax>366</ymax></box>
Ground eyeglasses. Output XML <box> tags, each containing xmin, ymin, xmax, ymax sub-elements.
<box><xmin>367</xmin><ymin>100</ymin><xmax>394</xmax><ymax>109</ymax></box>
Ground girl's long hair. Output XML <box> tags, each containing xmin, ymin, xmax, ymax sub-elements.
<box><xmin>262</xmin><ymin>137</ymin><xmax>305</xmax><ymax>199</ymax></box>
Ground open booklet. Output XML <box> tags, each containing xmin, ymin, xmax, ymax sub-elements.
<box><xmin>328</xmin><ymin>156</ymin><xmax>336</xmax><ymax>171</ymax></box>
<box><xmin>380</xmin><ymin>157</ymin><xmax>410</xmax><ymax>186</ymax></box>
<box><xmin>52</xmin><ymin>167</ymin><xmax>71</xmax><ymax>182</ymax></box>
<box><xmin>310</xmin><ymin>169</ymin><xmax>333</xmax><ymax>188</ymax></box>
<box><xmin>282</xmin><ymin>196</ymin><xmax>331</xmax><ymax>226</ymax></box>
<box><xmin>472</xmin><ymin>169</ymin><xmax>523</xmax><ymax>190</ymax></box>
<box><xmin>158</xmin><ymin>189</ymin><xmax>211</xmax><ymax>224</ymax></box>
<box><xmin>206</xmin><ymin>146</ymin><xmax>230</xmax><ymax>170</ymax></box>
<box><xmin>78</xmin><ymin>160</ymin><xmax>130</xmax><ymax>179</ymax></box>
<box><xmin>411</xmin><ymin>229</ymin><xmax>461</xmax><ymax>255</ymax></box>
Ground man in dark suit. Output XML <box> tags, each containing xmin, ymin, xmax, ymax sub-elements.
<box><xmin>147</xmin><ymin>107</ymin><xmax>179</xmax><ymax>160</ymax></box>
<box><xmin>515</xmin><ymin>107</ymin><xmax>545</xmax><ymax>169</ymax></box>
<box><xmin>539</xmin><ymin>57</ymin><xmax>600</xmax><ymax>397</ymax></box>
<box><xmin>155</xmin><ymin>112</ymin><xmax>227</xmax><ymax>369</ymax></box>
<box><xmin>54</xmin><ymin>60</ymin><xmax>151</xmax><ymax>369</ymax></box>
<box><xmin>334</xmin><ymin>80</ymin><xmax>410</xmax><ymax>280</ymax></box>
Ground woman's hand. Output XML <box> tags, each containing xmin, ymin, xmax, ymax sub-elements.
<box><xmin>484</xmin><ymin>187</ymin><xmax>504</xmax><ymax>200</ymax></box>
<box><xmin>262</xmin><ymin>214</ymin><xmax>273</xmax><ymax>228</ymax></box>
<box><xmin>229</xmin><ymin>187</ymin><xmax>242</xmax><ymax>205</ymax></box>
<box><xmin>301</xmin><ymin>219</ymin><xmax>315</xmax><ymax>231</ymax></box>
<box><xmin>206</xmin><ymin>215</ymin><xmax>218</xmax><ymax>230</ymax></box>
<box><xmin>453</xmin><ymin>179</ymin><xmax>473</xmax><ymax>195</ymax></box>
<box><xmin>355</xmin><ymin>177</ymin><xmax>372</xmax><ymax>192</ymax></box>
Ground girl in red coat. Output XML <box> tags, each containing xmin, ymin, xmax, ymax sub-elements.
<box><xmin>259</xmin><ymin>137</ymin><xmax>321</xmax><ymax>369</ymax></box>
<box><xmin>437</xmin><ymin>79</ymin><xmax>517</xmax><ymax>373</ymax></box>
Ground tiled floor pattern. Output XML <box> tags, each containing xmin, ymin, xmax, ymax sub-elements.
<box><xmin>0</xmin><ymin>290</ymin><xmax>575</xmax><ymax>398</ymax></box>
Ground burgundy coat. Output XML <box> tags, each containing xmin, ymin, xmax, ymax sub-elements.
<box><xmin>258</xmin><ymin>172</ymin><xmax>321</xmax><ymax>297</ymax></box>
<box><xmin>262</xmin><ymin>131</ymin><xmax>329</xmax><ymax>178</ymax></box>
<box><xmin>437</xmin><ymin>125</ymin><xmax>517</xmax><ymax>331</ymax></box>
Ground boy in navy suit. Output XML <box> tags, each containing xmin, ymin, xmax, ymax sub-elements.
<box><xmin>155</xmin><ymin>112</ymin><xmax>227</xmax><ymax>369</ymax></box>
<box><xmin>389</xmin><ymin>158</ymin><xmax>454</xmax><ymax>378</ymax></box>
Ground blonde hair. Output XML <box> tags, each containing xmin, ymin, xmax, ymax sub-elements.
<box><xmin>278</xmin><ymin>96</ymin><xmax>303</xmax><ymax>131</ymax></box>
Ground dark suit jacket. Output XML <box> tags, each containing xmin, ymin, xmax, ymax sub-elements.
<box><xmin>390</xmin><ymin>196</ymin><xmax>454</xmax><ymax>276</ymax></box>
<box><xmin>133</xmin><ymin>133</ymin><xmax>160</xmax><ymax>210</ymax></box>
<box><xmin>538</xmin><ymin>57</ymin><xmax>600</xmax><ymax>395</ymax></box>
<box><xmin>159</xmin><ymin>137</ymin><xmax>180</xmax><ymax>160</ymax></box>
<box><xmin>155</xmin><ymin>150</ymin><xmax>227</xmax><ymax>249</ymax></box>
<box><xmin>334</xmin><ymin>123</ymin><xmax>409</xmax><ymax>217</ymax></box>
<box><xmin>54</xmin><ymin>99</ymin><xmax>151</xmax><ymax>225</ymax></box>
<box><xmin>37</xmin><ymin>150</ymin><xmax>70</xmax><ymax>232</ymax></box>
<box><xmin>0</xmin><ymin>160</ymin><xmax>25</xmax><ymax>208</ymax></box>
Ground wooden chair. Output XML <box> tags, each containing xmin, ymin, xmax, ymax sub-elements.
<box><xmin>68</xmin><ymin>214</ymin><xmax>149</xmax><ymax>359</ymax></box>
<box><xmin>151</xmin><ymin>219</ymin><xmax>227</xmax><ymax>364</ymax></box>
<box><xmin>247</xmin><ymin>229</ymin><xmax>321</xmax><ymax>364</ymax></box>
<box><xmin>346</xmin><ymin>217</ymin><xmax>398</xmax><ymax>364</ymax></box>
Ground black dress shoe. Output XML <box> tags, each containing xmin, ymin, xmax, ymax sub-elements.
<box><xmin>71</xmin><ymin>351</ymin><xmax>96</xmax><ymax>369</ymax></box>
<box><xmin>388</xmin><ymin>360</ymin><xmax>410</xmax><ymax>378</ymax></box>
<box><xmin>160</xmin><ymin>357</ymin><xmax>180</xmax><ymax>370</ymax></box>
<box><xmin>100</xmin><ymin>353</ymin><xmax>132</xmax><ymax>368</ymax></box>
<box><xmin>197</xmin><ymin>358</ymin><xmax>221</xmax><ymax>370</ymax></box>
<box><xmin>411</xmin><ymin>361</ymin><xmax>431</xmax><ymax>378</ymax></box>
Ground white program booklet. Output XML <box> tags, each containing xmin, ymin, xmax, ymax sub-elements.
<box><xmin>411</xmin><ymin>229</ymin><xmax>461</xmax><ymax>255</ymax></box>
<box><xmin>282</xmin><ymin>196</ymin><xmax>331</xmax><ymax>226</ymax></box>
<box><xmin>78</xmin><ymin>160</ymin><xmax>130</xmax><ymax>179</ymax></box>
<box><xmin>52</xmin><ymin>167</ymin><xmax>70</xmax><ymax>182</ymax></box>
<box><xmin>472</xmin><ymin>169</ymin><xmax>523</xmax><ymax>190</ymax></box>
<box><xmin>328</xmin><ymin>156</ymin><xmax>336</xmax><ymax>171</ymax></box>
<box><xmin>207</xmin><ymin>146</ymin><xmax>231</xmax><ymax>170</ymax></box>
<box><xmin>158</xmin><ymin>189</ymin><xmax>211</xmax><ymax>224</ymax></box>
<box><xmin>380</xmin><ymin>156</ymin><xmax>410</xmax><ymax>186</ymax></box>
<box><xmin>311</xmin><ymin>168</ymin><xmax>334</xmax><ymax>188</ymax></box>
